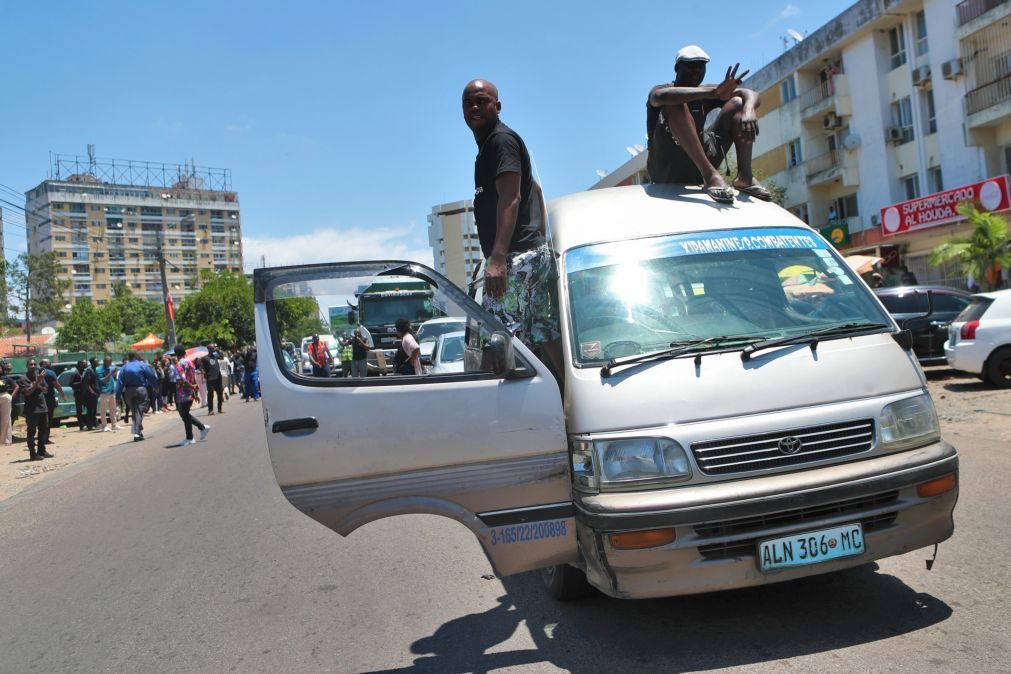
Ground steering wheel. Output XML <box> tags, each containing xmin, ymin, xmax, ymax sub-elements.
<box><xmin>602</xmin><ymin>340</ymin><xmax>643</xmax><ymax>358</ymax></box>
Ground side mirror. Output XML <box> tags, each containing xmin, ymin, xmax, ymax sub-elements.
<box><xmin>487</xmin><ymin>331</ymin><xmax>515</xmax><ymax>376</ymax></box>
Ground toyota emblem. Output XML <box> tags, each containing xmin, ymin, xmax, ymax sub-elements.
<box><xmin>778</xmin><ymin>436</ymin><xmax>803</xmax><ymax>455</ymax></box>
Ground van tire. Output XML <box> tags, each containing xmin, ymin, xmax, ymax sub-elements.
<box><xmin>540</xmin><ymin>564</ymin><xmax>595</xmax><ymax>600</ymax></box>
<box><xmin>985</xmin><ymin>347</ymin><xmax>1011</xmax><ymax>388</ymax></box>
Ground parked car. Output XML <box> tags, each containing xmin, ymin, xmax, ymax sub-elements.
<box><xmin>945</xmin><ymin>289</ymin><xmax>1011</xmax><ymax>388</ymax></box>
<box><xmin>873</xmin><ymin>286</ymin><xmax>972</xmax><ymax>365</ymax></box>
<box><xmin>416</xmin><ymin>317</ymin><xmax>466</xmax><ymax>365</ymax></box>
<box><xmin>429</xmin><ymin>331</ymin><xmax>466</xmax><ymax>375</ymax></box>
<box><xmin>11</xmin><ymin>367</ymin><xmax>79</xmax><ymax>423</ymax></box>
<box><xmin>299</xmin><ymin>335</ymin><xmax>340</xmax><ymax>375</ymax></box>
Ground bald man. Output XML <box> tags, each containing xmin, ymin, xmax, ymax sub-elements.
<box><xmin>462</xmin><ymin>79</ymin><xmax>558</xmax><ymax>348</ymax></box>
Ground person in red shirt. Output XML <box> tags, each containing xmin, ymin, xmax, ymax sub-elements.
<box><xmin>308</xmin><ymin>335</ymin><xmax>333</xmax><ymax>377</ymax></box>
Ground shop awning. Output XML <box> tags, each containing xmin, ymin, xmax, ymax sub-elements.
<box><xmin>844</xmin><ymin>255</ymin><xmax>883</xmax><ymax>275</ymax></box>
<box><xmin>132</xmin><ymin>333</ymin><xmax>165</xmax><ymax>350</ymax></box>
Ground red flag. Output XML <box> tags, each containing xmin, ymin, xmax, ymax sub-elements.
<box><xmin>167</xmin><ymin>292</ymin><xmax>175</xmax><ymax>322</ymax></box>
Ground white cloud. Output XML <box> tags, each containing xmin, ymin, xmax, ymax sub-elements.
<box><xmin>242</xmin><ymin>224</ymin><xmax>434</xmax><ymax>273</ymax></box>
<box><xmin>778</xmin><ymin>3</ymin><xmax>801</xmax><ymax>20</ymax></box>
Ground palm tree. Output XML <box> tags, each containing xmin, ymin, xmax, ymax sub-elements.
<box><xmin>928</xmin><ymin>203</ymin><xmax>1011</xmax><ymax>291</ymax></box>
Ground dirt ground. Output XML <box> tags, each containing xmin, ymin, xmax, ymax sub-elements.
<box><xmin>924</xmin><ymin>365</ymin><xmax>1011</xmax><ymax>438</ymax></box>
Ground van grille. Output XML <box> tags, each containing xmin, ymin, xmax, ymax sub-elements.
<box><xmin>695</xmin><ymin>491</ymin><xmax>899</xmax><ymax>560</ymax></box>
<box><xmin>691</xmin><ymin>419</ymin><xmax>875</xmax><ymax>475</ymax></box>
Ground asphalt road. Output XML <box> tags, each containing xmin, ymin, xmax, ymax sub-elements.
<box><xmin>1</xmin><ymin>376</ymin><xmax>1009</xmax><ymax>673</ymax></box>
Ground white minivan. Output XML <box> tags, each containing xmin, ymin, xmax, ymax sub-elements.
<box><xmin>254</xmin><ymin>185</ymin><xmax>958</xmax><ymax>599</ymax></box>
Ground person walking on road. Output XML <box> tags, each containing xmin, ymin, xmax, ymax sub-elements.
<box><xmin>173</xmin><ymin>345</ymin><xmax>210</xmax><ymax>446</ymax></box>
<box><xmin>201</xmin><ymin>350</ymin><xmax>225</xmax><ymax>415</ymax></box>
<box><xmin>117</xmin><ymin>352</ymin><xmax>158</xmax><ymax>442</ymax></box>
<box><xmin>95</xmin><ymin>355</ymin><xmax>122</xmax><ymax>432</ymax></box>
<box><xmin>17</xmin><ymin>359</ymin><xmax>51</xmax><ymax>460</ymax></box>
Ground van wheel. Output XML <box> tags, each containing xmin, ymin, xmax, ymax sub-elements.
<box><xmin>540</xmin><ymin>564</ymin><xmax>595</xmax><ymax>600</ymax></box>
<box><xmin>985</xmin><ymin>347</ymin><xmax>1011</xmax><ymax>388</ymax></box>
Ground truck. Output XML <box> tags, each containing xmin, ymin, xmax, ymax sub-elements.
<box><xmin>353</xmin><ymin>277</ymin><xmax>441</xmax><ymax>371</ymax></box>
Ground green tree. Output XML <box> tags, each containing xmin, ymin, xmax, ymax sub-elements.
<box><xmin>56</xmin><ymin>298</ymin><xmax>117</xmax><ymax>351</ymax></box>
<box><xmin>103</xmin><ymin>283</ymin><xmax>166</xmax><ymax>339</ymax></box>
<box><xmin>175</xmin><ymin>271</ymin><xmax>254</xmax><ymax>346</ymax></box>
<box><xmin>275</xmin><ymin>296</ymin><xmax>327</xmax><ymax>343</ymax></box>
<box><xmin>928</xmin><ymin>203</ymin><xmax>1011</xmax><ymax>291</ymax></box>
<box><xmin>6</xmin><ymin>252</ymin><xmax>69</xmax><ymax>340</ymax></box>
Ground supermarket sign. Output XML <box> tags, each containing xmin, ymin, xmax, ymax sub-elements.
<box><xmin>880</xmin><ymin>174</ymin><xmax>1010</xmax><ymax>236</ymax></box>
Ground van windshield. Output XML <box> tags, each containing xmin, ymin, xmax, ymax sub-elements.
<box><xmin>564</xmin><ymin>227</ymin><xmax>890</xmax><ymax>364</ymax></box>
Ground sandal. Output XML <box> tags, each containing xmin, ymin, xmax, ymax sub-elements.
<box><xmin>735</xmin><ymin>183</ymin><xmax>773</xmax><ymax>201</ymax></box>
<box><xmin>704</xmin><ymin>185</ymin><xmax>736</xmax><ymax>204</ymax></box>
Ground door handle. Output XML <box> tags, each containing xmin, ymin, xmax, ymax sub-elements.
<box><xmin>272</xmin><ymin>417</ymin><xmax>319</xmax><ymax>433</ymax></box>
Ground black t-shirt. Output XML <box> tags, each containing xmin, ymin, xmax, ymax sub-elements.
<box><xmin>352</xmin><ymin>334</ymin><xmax>368</xmax><ymax>360</ymax></box>
<box><xmin>244</xmin><ymin>351</ymin><xmax>257</xmax><ymax>371</ymax></box>
<box><xmin>80</xmin><ymin>367</ymin><xmax>97</xmax><ymax>396</ymax></box>
<box><xmin>646</xmin><ymin>85</ymin><xmax>724</xmax><ymax>184</ymax></box>
<box><xmin>473</xmin><ymin>122</ymin><xmax>542</xmax><ymax>258</ymax></box>
<box><xmin>202</xmin><ymin>356</ymin><xmax>222</xmax><ymax>381</ymax></box>
<box><xmin>42</xmin><ymin>369</ymin><xmax>59</xmax><ymax>405</ymax></box>
<box><xmin>17</xmin><ymin>374</ymin><xmax>48</xmax><ymax>414</ymax></box>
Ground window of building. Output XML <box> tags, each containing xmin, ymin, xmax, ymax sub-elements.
<box><xmin>787</xmin><ymin>139</ymin><xmax>803</xmax><ymax>167</ymax></box>
<box><xmin>902</xmin><ymin>174</ymin><xmax>921</xmax><ymax>200</ymax></box>
<box><xmin>914</xmin><ymin>11</ymin><xmax>928</xmax><ymax>56</ymax></box>
<box><xmin>928</xmin><ymin>167</ymin><xmax>943</xmax><ymax>193</ymax></box>
<box><xmin>832</xmin><ymin>194</ymin><xmax>860</xmax><ymax>220</ymax></box>
<box><xmin>52</xmin><ymin>203</ymin><xmax>64</xmax><ymax>210</ymax></box>
<box><xmin>780</xmin><ymin>77</ymin><xmax>797</xmax><ymax>102</ymax></box>
<box><xmin>55</xmin><ymin>235</ymin><xmax>66</xmax><ymax>241</ymax></box>
<box><xmin>889</xmin><ymin>25</ymin><xmax>907</xmax><ymax>69</ymax></box>
<box><xmin>96</xmin><ymin>284</ymin><xmax>107</xmax><ymax>290</ymax></box>
<box><xmin>891</xmin><ymin>97</ymin><xmax>914</xmax><ymax>143</ymax></box>
<box><xmin>787</xmin><ymin>204</ymin><xmax>809</xmax><ymax>224</ymax></box>
<box><xmin>923</xmin><ymin>89</ymin><xmax>937</xmax><ymax>135</ymax></box>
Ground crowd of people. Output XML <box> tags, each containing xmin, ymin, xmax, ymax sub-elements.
<box><xmin>0</xmin><ymin>344</ymin><xmax>261</xmax><ymax>460</ymax></box>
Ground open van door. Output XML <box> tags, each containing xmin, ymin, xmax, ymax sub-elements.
<box><xmin>254</xmin><ymin>261</ymin><xmax>576</xmax><ymax>576</ymax></box>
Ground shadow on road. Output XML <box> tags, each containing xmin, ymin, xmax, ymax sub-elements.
<box><xmin>369</xmin><ymin>563</ymin><xmax>951</xmax><ymax>673</ymax></box>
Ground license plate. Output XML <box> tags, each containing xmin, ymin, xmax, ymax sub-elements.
<box><xmin>758</xmin><ymin>523</ymin><xmax>864</xmax><ymax>572</ymax></box>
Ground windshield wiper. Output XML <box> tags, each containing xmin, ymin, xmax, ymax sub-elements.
<box><xmin>740</xmin><ymin>322</ymin><xmax>891</xmax><ymax>361</ymax></box>
<box><xmin>600</xmin><ymin>335</ymin><xmax>761</xmax><ymax>378</ymax></box>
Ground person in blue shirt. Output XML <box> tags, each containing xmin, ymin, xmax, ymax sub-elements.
<box><xmin>117</xmin><ymin>352</ymin><xmax>159</xmax><ymax>442</ymax></box>
<box><xmin>95</xmin><ymin>355</ymin><xmax>122</xmax><ymax>432</ymax></box>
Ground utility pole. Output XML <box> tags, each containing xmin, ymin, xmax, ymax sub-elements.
<box><xmin>157</xmin><ymin>227</ymin><xmax>176</xmax><ymax>347</ymax></box>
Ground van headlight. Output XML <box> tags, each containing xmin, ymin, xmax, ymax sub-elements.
<box><xmin>570</xmin><ymin>436</ymin><xmax>692</xmax><ymax>490</ymax></box>
<box><xmin>879</xmin><ymin>393</ymin><xmax>940</xmax><ymax>450</ymax></box>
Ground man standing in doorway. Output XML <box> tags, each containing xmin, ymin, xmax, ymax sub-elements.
<box><xmin>117</xmin><ymin>352</ymin><xmax>158</xmax><ymax>442</ymax></box>
<box><xmin>461</xmin><ymin>79</ymin><xmax>559</xmax><ymax>348</ymax></box>
<box><xmin>646</xmin><ymin>45</ymin><xmax>769</xmax><ymax>203</ymax></box>
<box><xmin>17</xmin><ymin>359</ymin><xmax>51</xmax><ymax>460</ymax></box>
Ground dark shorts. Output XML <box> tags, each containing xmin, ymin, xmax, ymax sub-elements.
<box><xmin>653</xmin><ymin>129</ymin><xmax>734</xmax><ymax>184</ymax></box>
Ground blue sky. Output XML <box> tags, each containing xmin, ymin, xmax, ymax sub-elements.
<box><xmin>0</xmin><ymin>1</ymin><xmax>855</xmax><ymax>270</ymax></box>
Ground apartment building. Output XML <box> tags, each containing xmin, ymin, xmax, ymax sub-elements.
<box><xmin>25</xmin><ymin>153</ymin><xmax>244</xmax><ymax>305</ymax></box>
<box><xmin>592</xmin><ymin>0</ymin><xmax>1011</xmax><ymax>288</ymax></box>
<box><xmin>427</xmin><ymin>200</ymin><xmax>483</xmax><ymax>288</ymax></box>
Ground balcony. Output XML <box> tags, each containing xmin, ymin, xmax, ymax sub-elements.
<box><xmin>966</xmin><ymin>73</ymin><xmax>1011</xmax><ymax>117</ymax></box>
<box><xmin>957</xmin><ymin>0</ymin><xmax>1006</xmax><ymax>26</ymax></box>
<box><xmin>805</xmin><ymin>149</ymin><xmax>842</xmax><ymax>186</ymax></box>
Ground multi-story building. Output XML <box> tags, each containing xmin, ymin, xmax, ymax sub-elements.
<box><xmin>25</xmin><ymin>153</ymin><xmax>244</xmax><ymax>305</ymax></box>
<box><xmin>591</xmin><ymin>0</ymin><xmax>1011</xmax><ymax>288</ymax></box>
<box><xmin>427</xmin><ymin>200</ymin><xmax>483</xmax><ymax>287</ymax></box>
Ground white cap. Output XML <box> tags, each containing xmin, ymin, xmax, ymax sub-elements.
<box><xmin>675</xmin><ymin>45</ymin><xmax>711</xmax><ymax>65</ymax></box>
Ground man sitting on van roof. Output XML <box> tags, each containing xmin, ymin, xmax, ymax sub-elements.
<box><xmin>646</xmin><ymin>45</ymin><xmax>772</xmax><ymax>204</ymax></box>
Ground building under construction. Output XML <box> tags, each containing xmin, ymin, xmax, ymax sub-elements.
<box><xmin>24</xmin><ymin>147</ymin><xmax>244</xmax><ymax>306</ymax></box>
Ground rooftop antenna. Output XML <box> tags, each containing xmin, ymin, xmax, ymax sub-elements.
<box><xmin>87</xmin><ymin>144</ymin><xmax>97</xmax><ymax>174</ymax></box>
<box><xmin>787</xmin><ymin>28</ymin><xmax>805</xmax><ymax>44</ymax></box>
<box><xmin>626</xmin><ymin>146</ymin><xmax>639</xmax><ymax>157</ymax></box>
<box><xmin>595</xmin><ymin>169</ymin><xmax>608</xmax><ymax>178</ymax></box>
<box><xmin>633</xmin><ymin>144</ymin><xmax>645</xmax><ymax>153</ymax></box>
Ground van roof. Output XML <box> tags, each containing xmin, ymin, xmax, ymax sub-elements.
<box><xmin>546</xmin><ymin>184</ymin><xmax>810</xmax><ymax>253</ymax></box>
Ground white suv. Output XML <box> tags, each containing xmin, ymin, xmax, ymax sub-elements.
<box><xmin>945</xmin><ymin>289</ymin><xmax>1011</xmax><ymax>388</ymax></box>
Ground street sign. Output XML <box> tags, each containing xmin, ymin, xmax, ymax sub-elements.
<box><xmin>880</xmin><ymin>174</ymin><xmax>1011</xmax><ymax>236</ymax></box>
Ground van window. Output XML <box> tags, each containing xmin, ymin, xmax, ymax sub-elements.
<box><xmin>564</xmin><ymin>227</ymin><xmax>889</xmax><ymax>364</ymax></box>
<box><xmin>877</xmin><ymin>293</ymin><xmax>928</xmax><ymax>313</ymax></box>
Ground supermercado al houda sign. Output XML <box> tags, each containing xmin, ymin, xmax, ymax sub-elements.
<box><xmin>880</xmin><ymin>175</ymin><xmax>1010</xmax><ymax>236</ymax></box>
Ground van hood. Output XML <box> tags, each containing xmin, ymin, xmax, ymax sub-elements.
<box><xmin>564</xmin><ymin>333</ymin><xmax>925</xmax><ymax>433</ymax></box>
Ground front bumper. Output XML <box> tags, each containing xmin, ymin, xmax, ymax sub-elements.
<box><xmin>574</xmin><ymin>441</ymin><xmax>958</xmax><ymax>599</ymax></box>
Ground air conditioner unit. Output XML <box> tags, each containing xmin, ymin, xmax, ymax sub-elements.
<box><xmin>823</xmin><ymin>113</ymin><xmax>842</xmax><ymax>130</ymax></box>
<box><xmin>912</xmin><ymin>65</ymin><xmax>932</xmax><ymax>87</ymax></box>
<box><xmin>886</xmin><ymin>126</ymin><xmax>903</xmax><ymax>143</ymax></box>
<box><xmin>941</xmin><ymin>58</ymin><xmax>963</xmax><ymax>80</ymax></box>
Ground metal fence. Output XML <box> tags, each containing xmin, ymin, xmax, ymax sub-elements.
<box><xmin>957</xmin><ymin>0</ymin><xmax>1005</xmax><ymax>26</ymax></box>
<box><xmin>966</xmin><ymin>73</ymin><xmax>1011</xmax><ymax>116</ymax></box>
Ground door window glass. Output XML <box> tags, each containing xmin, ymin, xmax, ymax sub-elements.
<box><xmin>263</xmin><ymin>264</ymin><xmax>532</xmax><ymax>382</ymax></box>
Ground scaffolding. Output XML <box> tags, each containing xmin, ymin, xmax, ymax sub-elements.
<box><xmin>52</xmin><ymin>152</ymin><xmax>232</xmax><ymax>192</ymax></box>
